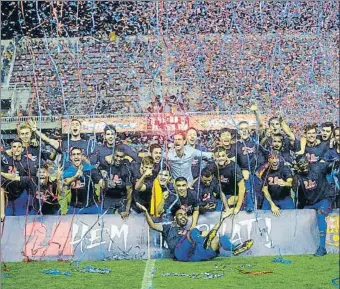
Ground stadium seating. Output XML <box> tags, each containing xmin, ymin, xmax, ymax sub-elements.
<box><xmin>1</xmin><ymin>0</ymin><xmax>338</xmax><ymax>125</ymax></box>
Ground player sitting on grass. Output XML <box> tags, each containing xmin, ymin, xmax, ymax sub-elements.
<box><xmin>136</xmin><ymin>202</ymin><xmax>253</xmax><ymax>262</ymax></box>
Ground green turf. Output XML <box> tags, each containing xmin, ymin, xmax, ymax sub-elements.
<box><xmin>154</xmin><ymin>254</ymin><xmax>339</xmax><ymax>289</ymax></box>
<box><xmin>1</xmin><ymin>254</ymin><xmax>339</xmax><ymax>289</ymax></box>
<box><xmin>1</xmin><ymin>260</ymin><xmax>146</xmax><ymax>289</ymax></box>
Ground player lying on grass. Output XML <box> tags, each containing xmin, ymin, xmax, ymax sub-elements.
<box><xmin>136</xmin><ymin>202</ymin><xmax>253</xmax><ymax>261</ymax></box>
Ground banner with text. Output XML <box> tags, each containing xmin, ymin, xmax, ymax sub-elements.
<box><xmin>61</xmin><ymin>116</ymin><xmax>148</xmax><ymax>133</ymax></box>
<box><xmin>61</xmin><ymin>114</ymin><xmax>269</xmax><ymax>134</ymax></box>
<box><xmin>1</xmin><ymin>209</ymin><xmax>338</xmax><ymax>262</ymax></box>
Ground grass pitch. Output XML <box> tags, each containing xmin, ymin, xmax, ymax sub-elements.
<box><xmin>1</xmin><ymin>254</ymin><xmax>339</xmax><ymax>289</ymax></box>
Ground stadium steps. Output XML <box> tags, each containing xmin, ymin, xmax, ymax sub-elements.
<box><xmin>1</xmin><ymin>42</ymin><xmax>16</xmax><ymax>88</ymax></box>
<box><xmin>1</xmin><ymin>84</ymin><xmax>32</xmax><ymax>117</ymax></box>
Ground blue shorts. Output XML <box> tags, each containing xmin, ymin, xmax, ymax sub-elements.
<box><xmin>190</xmin><ymin>243</ymin><xmax>218</xmax><ymax>261</ymax></box>
<box><xmin>174</xmin><ymin>235</ymin><xmax>193</xmax><ymax>262</ymax></box>
<box><xmin>174</xmin><ymin>229</ymin><xmax>218</xmax><ymax>262</ymax></box>
<box><xmin>173</xmin><ymin>229</ymin><xmax>203</xmax><ymax>262</ymax></box>
<box><xmin>262</xmin><ymin>196</ymin><xmax>295</xmax><ymax>210</ymax></box>
<box><xmin>5</xmin><ymin>191</ymin><xmax>33</xmax><ymax>216</ymax></box>
<box><xmin>304</xmin><ymin>199</ymin><xmax>332</xmax><ymax>215</ymax></box>
<box><xmin>244</xmin><ymin>173</ymin><xmax>263</xmax><ymax>210</ymax></box>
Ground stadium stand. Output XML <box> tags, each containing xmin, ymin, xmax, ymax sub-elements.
<box><xmin>0</xmin><ymin>1</ymin><xmax>337</xmax><ymax>125</ymax></box>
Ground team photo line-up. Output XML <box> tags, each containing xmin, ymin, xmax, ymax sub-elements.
<box><xmin>1</xmin><ymin>104</ymin><xmax>339</xmax><ymax>260</ymax></box>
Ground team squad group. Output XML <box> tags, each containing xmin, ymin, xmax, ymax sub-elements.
<box><xmin>1</xmin><ymin>107</ymin><xmax>339</xmax><ymax>256</ymax></box>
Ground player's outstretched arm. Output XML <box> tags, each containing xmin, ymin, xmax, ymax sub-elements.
<box><xmin>249</xmin><ymin>104</ymin><xmax>264</xmax><ymax>135</ymax></box>
<box><xmin>295</xmin><ymin>136</ymin><xmax>307</xmax><ymax>156</ymax></box>
<box><xmin>190</xmin><ymin>208</ymin><xmax>199</xmax><ymax>229</ymax></box>
<box><xmin>27</xmin><ymin>120</ymin><xmax>60</xmax><ymax>150</ymax></box>
<box><xmin>234</xmin><ymin>179</ymin><xmax>246</xmax><ymax>214</ymax></box>
<box><xmin>262</xmin><ymin>186</ymin><xmax>280</xmax><ymax>217</ymax></box>
<box><xmin>279</xmin><ymin>116</ymin><xmax>296</xmax><ymax>143</ymax></box>
<box><xmin>0</xmin><ymin>172</ymin><xmax>20</xmax><ymax>182</ymax></box>
<box><xmin>156</xmin><ymin>192</ymin><xmax>167</xmax><ymax>216</ymax></box>
<box><xmin>120</xmin><ymin>185</ymin><xmax>133</xmax><ymax>220</ymax></box>
<box><xmin>220</xmin><ymin>190</ymin><xmax>230</xmax><ymax>211</ymax></box>
<box><xmin>136</xmin><ymin>202</ymin><xmax>163</xmax><ymax>232</ymax></box>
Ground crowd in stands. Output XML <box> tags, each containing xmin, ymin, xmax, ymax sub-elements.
<box><xmin>1</xmin><ymin>41</ymin><xmax>16</xmax><ymax>83</ymax></box>
<box><xmin>3</xmin><ymin>1</ymin><xmax>337</xmax><ymax>38</ymax></box>
<box><xmin>0</xmin><ymin>0</ymin><xmax>336</xmax><ymax>125</ymax></box>
<box><xmin>8</xmin><ymin>32</ymin><xmax>339</xmax><ymax>123</ymax></box>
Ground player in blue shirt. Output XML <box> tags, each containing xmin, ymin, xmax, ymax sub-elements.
<box><xmin>98</xmin><ymin>146</ymin><xmax>132</xmax><ymax>219</ymax></box>
<box><xmin>236</xmin><ymin>121</ymin><xmax>258</xmax><ymax>173</ymax></box>
<box><xmin>323</xmin><ymin>127</ymin><xmax>340</xmax><ymax>162</ymax></box>
<box><xmin>192</xmin><ymin>167</ymin><xmax>225</xmax><ymax>214</ymax></box>
<box><xmin>149</xmin><ymin>144</ymin><xmax>162</xmax><ymax>175</ymax></box>
<box><xmin>236</xmin><ymin>120</ymin><xmax>265</xmax><ymax>212</ymax></box>
<box><xmin>260</xmin><ymin>116</ymin><xmax>298</xmax><ymax>159</ymax></box>
<box><xmin>1</xmin><ymin>139</ymin><xmax>37</xmax><ymax>218</ymax></box>
<box><xmin>219</xmin><ymin>128</ymin><xmax>237</xmax><ymax>160</ymax></box>
<box><xmin>164</xmin><ymin>177</ymin><xmax>199</xmax><ymax>229</ymax></box>
<box><xmin>260</xmin><ymin>152</ymin><xmax>294</xmax><ymax>216</ymax></box>
<box><xmin>186</xmin><ymin>127</ymin><xmax>207</xmax><ymax>179</ymax></box>
<box><xmin>95</xmin><ymin>125</ymin><xmax>139</xmax><ymax>164</ymax></box>
<box><xmin>323</xmin><ymin>127</ymin><xmax>340</xmax><ymax>208</ymax></box>
<box><xmin>303</xmin><ymin>125</ymin><xmax>329</xmax><ymax>163</ymax></box>
<box><xmin>260</xmin><ymin>134</ymin><xmax>297</xmax><ymax>165</ymax></box>
<box><xmin>212</xmin><ymin>146</ymin><xmax>246</xmax><ymax>215</ymax></box>
<box><xmin>130</xmin><ymin>156</ymin><xmax>157</xmax><ymax>213</ymax></box>
<box><xmin>63</xmin><ymin>147</ymin><xmax>104</xmax><ymax>214</ymax></box>
<box><xmin>293</xmin><ymin>155</ymin><xmax>338</xmax><ymax>256</ymax></box>
<box><xmin>320</xmin><ymin>122</ymin><xmax>334</xmax><ymax>145</ymax></box>
<box><xmin>28</xmin><ymin>119</ymin><xmax>97</xmax><ymax>168</ymax></box>
<box><xmin>136</xmin><ymin>203</ymin><xmax>253</xmax><ymax>262</ymax></box>
<box><xmin>31</xmin><ymin>164</ymin><xmax>61</xmax><ymax>215</ymax></box>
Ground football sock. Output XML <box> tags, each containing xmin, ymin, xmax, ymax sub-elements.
<box><xmin>316</xmin><ymin>213</ymin><xmax>327</xmax><ymax>248</ymax></box>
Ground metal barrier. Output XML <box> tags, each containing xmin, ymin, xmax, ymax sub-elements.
<box><xmin>1</xmin><ymin>111</ymin><xmax>249</xmax><ymax>124</ymax></box>
<box><xmin>1</xmin><ymin>115</ymin><xmax>60</xmax><ymax>123</ymax></box>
